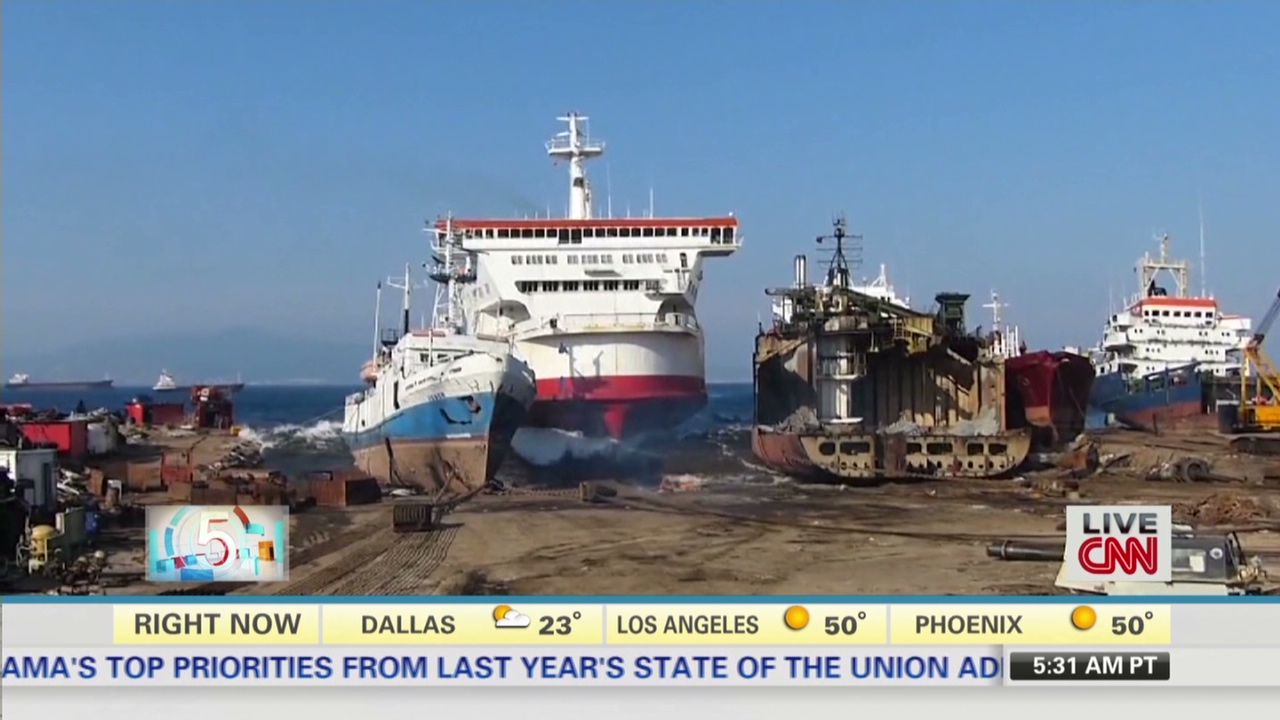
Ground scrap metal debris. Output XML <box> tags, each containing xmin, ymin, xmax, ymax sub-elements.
<box><xmin>1055</xmin><ymin>435</ymin><xmax>1100</xmax><ymax>477</ymax></box>
<box><xmin>1147</xmin><ymin>456</ymin><xmax>1213</xmax><ymax>483</ymax></box>
<box><xmin>776</xmin><ymin>406</ymin><xmax>820</xmax><ymax>433</ymax></box>
<box><xmin>1173</xmin><ymin>493</ymin><xmax>1267</xmax><ymax>525</ymax></box>
<box><xmin>881</xmin><ymin>407</ymin><xmax>1002</xmax><ymax>438</ymax></box>
<box><xmin>579</xmin><ymin>481</ymin><xmax>618</xmax><ymax>503</ymax></box>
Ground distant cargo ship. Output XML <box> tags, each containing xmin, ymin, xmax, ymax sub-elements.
<box><xmin>4</xmin><ymin>373</ymin><xmax>113</xmax><ymax>391</ymax></box>
<box><xmin>152</xmin><ymin>370</ymin><xmax>245</xmax><ymax>395</ymax></box>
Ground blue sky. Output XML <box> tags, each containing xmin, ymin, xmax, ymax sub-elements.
<box><xmin>5</xmin><ymin>0</ymin><xmax>1279</xmax><ymax>381</ymax></box>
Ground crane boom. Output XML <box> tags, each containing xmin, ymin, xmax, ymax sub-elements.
<box><xmin>1252</xmin><ymin>288</ymin><xmax>1280</xmax><ymax>347</ymax></box>
<box><xmin>1236</xmin><ymin>287</ymin><xmax>1280</xmax><ymax>433</ymax></box>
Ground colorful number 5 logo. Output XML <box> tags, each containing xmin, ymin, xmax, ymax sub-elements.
<box><xmin>198</xmin><ymin>511</ymin><xmax>236</xmax><ymax>567</ymax></box>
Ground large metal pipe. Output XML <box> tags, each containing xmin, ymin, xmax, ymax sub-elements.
<box><xmin>794</xmin><ymin>254</ymin><xmax>808</xmax><ymax>288</ymax></box>
<box><xmin>986</xmin><ymin>540</ymin><xmax>1064</xmax><ymax>562</ymax></box>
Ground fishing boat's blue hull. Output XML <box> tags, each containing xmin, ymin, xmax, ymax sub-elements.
<box><xmin>344</xmin><ymin>389</ymin><xmax>530</xmax><ymax>498</ymax></box>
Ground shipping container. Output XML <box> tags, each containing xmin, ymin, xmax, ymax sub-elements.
<box><xmin>19</xmin><ymin>420</ymin><xmax>89</xmax><ymax>462</ymax></box>
<box><xmin>160</xmin><ymin>453</ymin><xmax>195</xmax><ymax>486</ymax></box>
<box><xmin>125</xmin><ymin>400</ymin><xmax>187</xmax><ymax>427</ymax></box>
<box><xmin>86</xmin><ymin>421</ymin><xmax>120</xmax><ymax>456</ymax></box>
<box><xmin>0</xmin><ymin>447</ymin><xmax>58</xmax><ymax>512</ymax></box>
<box><xmin>97</xmin><ymin>458</ymin><xmax>165</xmax><ymax>492</ymax></box>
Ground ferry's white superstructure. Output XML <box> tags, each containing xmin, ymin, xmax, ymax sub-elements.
<box><xmin>443</xmin><ymin>113</ymin><xmax>741</xmax><ymax>438</ymax></box>
<box><xmin>1095</xmin><ymin>234</ymin><xmax>1251</xmax><ymax>378</ymax></box>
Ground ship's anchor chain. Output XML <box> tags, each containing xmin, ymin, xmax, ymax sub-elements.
<box><xmin>432</xmin><ymin>461</ymin><xmax>464</xmax><ymax>522</ymax></box>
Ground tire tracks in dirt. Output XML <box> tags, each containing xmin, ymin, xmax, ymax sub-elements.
<box><xmin>324</xmin><ymin>524</ymin><xmax>459</xmax><ymax>595</ymax></box>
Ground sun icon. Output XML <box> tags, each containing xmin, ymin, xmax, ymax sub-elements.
<box><xmin>493</xmin><ymin>604</ymin><xmax>513</xmax><ymax>622</ymax></box>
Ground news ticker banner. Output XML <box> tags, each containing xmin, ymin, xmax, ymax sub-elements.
<box><xmin>6</xmin><ymin>600</ymin><xmax>1280</xmax><ymax>687</ymax></box>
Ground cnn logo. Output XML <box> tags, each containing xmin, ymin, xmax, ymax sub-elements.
<box><xmin>1064</xmin><ymin>505</ymin><xmax>1172</xmax><ymax>582</ymax></box>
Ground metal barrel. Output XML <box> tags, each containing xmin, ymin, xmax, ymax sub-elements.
<box><xmin>985</xmin><ymin>540</ymin><xmax>1064</xmax><ymax>562</ymax></box>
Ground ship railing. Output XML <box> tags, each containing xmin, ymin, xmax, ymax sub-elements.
<box><xmin>547</xmin><ymin>312</ymin><xmax>700</xmax><ymax>332</ymax></box>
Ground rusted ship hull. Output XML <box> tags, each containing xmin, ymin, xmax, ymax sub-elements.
<box><xmin>753</xmin><ymin>220</ymin><xmax>1057</xmax><ymax>483</ymax></box>
<box><xmin>1115</xmin><ymin>401</ymin><xmax>1213</xmax><ymax>433</ymax></box>
<box><xmin>1090</xmin><ymin>363</ymin><xmax>1223</xmax><ymax>433</ymax></box>
<box><xmin>352</xmin><ymin>437</ymin><xmax>493</xmax><ymax>501</ymax></box>
<box><xmin>1004</xmin><ymin>351</ymin><xmax>1095</xmax><ymax>446</ymax></box>
<box><xmin>346</xmin><ymin>390</ymin><xmax>529</xmax><ymax>502</ymax></box>
<box><xmin>753</xmin><ymin>309</ymin><xmax>1032</xmax><ymax>480</ymax></box>
<box><xmin>752</xmin><ymin>426</ymin><xmax>1031</xmax><ymax>480</ymax></box>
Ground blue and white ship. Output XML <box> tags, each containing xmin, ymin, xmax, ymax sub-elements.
<box><xmin>342</xmin><ymin>219</ymin><xmax>536</xmax><ymax>500</ymax></box>
<box><xmin>1085</xmin><ymin>233</ymin><xmax>1251</xmax><ymax>431</ymax></box>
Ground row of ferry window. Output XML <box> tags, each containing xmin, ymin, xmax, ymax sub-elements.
<box><xmin>1130</xmin><ymin>327</ymin><xmax>1236</xmax><ymax>339</ymax></box>
<box><xmin>462</xmin><ymin>226</ymin><xmax>734</xmax><ymax>243</ymax></box>
<box><xmin>516</xmin><ymin>280</ymin><xmax>651</xmax><ymax>293</ymax></box>
<box><xmin>511</xmin><ymin>252</ymin><xmax>671</xmax><ymax>266</ymax></box>
<box><xmin>1140</xmin><ymin>309</ymin><xmax>1216</xmax><ymax>318</ymax></box>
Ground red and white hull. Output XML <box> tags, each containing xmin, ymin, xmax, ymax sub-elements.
<box><xmin>444</xmin><ymin>113</ymin><xmax>741</xmax><ymax>441</ymax></box>
<box><xmin>516</xmin><ymin>329</ymin><xmax>706</xmax><ymax>439</ymax></box>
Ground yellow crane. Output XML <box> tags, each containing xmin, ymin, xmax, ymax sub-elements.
<box><xmin>1236</xmin><ymin>288</ymin><xmax>1280</xmax><ymax>432</ymax></box>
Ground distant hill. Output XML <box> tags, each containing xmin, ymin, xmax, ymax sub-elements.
<box><xmin>1</xmin><ymin>327</ymin><xmax>370</xmax><ymax>385</ymax></box>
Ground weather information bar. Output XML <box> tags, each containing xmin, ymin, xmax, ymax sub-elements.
<box><xmin>5</xmin><ymin>600</ymin><xmax>1280</xmax><ymax>687</ymax></box>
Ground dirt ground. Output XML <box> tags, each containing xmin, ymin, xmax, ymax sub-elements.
<box><xmin>191</xmin><ymin>429</ymin><xmax>1280</xmax><ymax>598</ymax></box>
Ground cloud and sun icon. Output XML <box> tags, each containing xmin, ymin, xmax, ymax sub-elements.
<box><xmin>492</xmin><ymin>604</ymin><xmax>532</xmax><ymax>629</ymax></box>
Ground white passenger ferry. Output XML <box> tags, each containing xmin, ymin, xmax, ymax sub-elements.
<box><xmin>439</xmin><ymin>113</ymin><xmax>741</xmax><ymax>439</ymax></box>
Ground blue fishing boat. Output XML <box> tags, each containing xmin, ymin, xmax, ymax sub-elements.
<box><xmin>342</xmin><ymin>221</ymin><xmax>535</xmax><ymax>501</ymax></box>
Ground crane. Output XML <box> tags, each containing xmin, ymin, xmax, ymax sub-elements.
<box><xmin>1236</xmin><ymin>288</ymin><xmax>1280</xmax><ymax>432</ymax></box>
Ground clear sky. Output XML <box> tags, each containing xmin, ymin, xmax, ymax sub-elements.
<box><xmin>5</xmin><ymin>0</ymin><xmax>1280</xmax><ymax>381</ymax></box>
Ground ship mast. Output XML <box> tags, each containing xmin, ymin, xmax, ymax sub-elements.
<box><xmin>372</xmin><ymin>281</ymin><xmax>383</xmax><ymax>353</ymax></box>
<box><xmin>983</xmin><ymin>290</ymin><xmax>1020</xmax><ymax>358</ymax></box>
<box><xmin>427</xmin><ymin>214</ymin><xmax>476</xmax><ymax>332</ymax></box>
<box><xmin>547</xmin><ymin>112</ymin><xmax>605</xmax><ymax>219</ymax></box>
<box><xmin>1139</xmin><ymin>233</ymin><xmax>1190</xmax><ymax>298</ymax></box>
<box><xmin>384</xmin><ymin>264</ymin><xmax>413</xmax><ymax>336</ymax></box>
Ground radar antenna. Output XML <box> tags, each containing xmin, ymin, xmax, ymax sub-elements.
<box><xmin>815</xmin><ymin>214</ymin><xmax>862</xmax><ymax>289</ymax></box>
